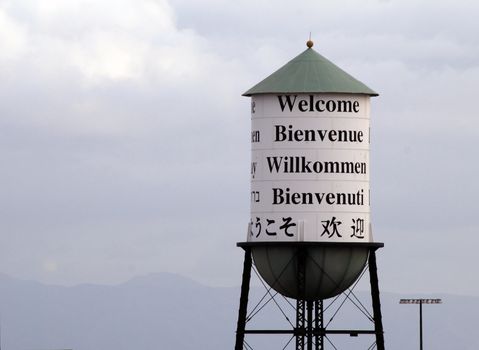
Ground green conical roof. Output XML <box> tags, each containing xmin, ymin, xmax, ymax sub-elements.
<box><xmin>243</xmin><ymin>47</ymin><xmax>378</xmax><ymax>96</ymax></box>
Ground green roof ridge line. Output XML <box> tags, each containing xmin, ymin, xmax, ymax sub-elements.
<box><xmin>243</xmin><ymin>48</ymin><xmax>378</xmax><ymax>96</ymax></box>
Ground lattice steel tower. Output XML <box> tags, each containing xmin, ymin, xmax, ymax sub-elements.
<box><xmin>235</xmin><ymin>40</ymin><xmax>385</xmax><ymax>350</ymax></box>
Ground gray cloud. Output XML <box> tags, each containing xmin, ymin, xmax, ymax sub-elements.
<box><xmin>0</xmin><ymin>0</ymin><xmax>478</xmax><ymax>294</ymax></box>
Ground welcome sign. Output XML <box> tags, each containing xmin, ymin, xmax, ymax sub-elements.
<box><xmin>249</xmin><ymin>94</ymin><xmax>371</xmax><ymax>243</ymax></box>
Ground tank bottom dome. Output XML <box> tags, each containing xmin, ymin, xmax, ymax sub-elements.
<box><xmin>250</xmin><ymin>243</ymin><xmax>370</xmax><ymax>300</ymax></box>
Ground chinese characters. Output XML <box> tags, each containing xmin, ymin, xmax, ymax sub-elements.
<box><xmin>250</xmin><ymin>217</ymin><xmax>367</xmax><ymax>239</ymax></box>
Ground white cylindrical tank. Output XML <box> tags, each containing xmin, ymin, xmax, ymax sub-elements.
<box><xmin>243</xmin><ymin>43</ymin><xmax>380</xmax><ymax>300</ymax></box>
<box><xmin>250</xmin><ymin>93</ymin><xmax>371</xmax><ymax>243</ymax></box>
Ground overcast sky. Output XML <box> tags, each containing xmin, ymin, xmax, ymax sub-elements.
<box><xmin>0</xmin><ymin>0</ymin><xmax>478</xmax><ymax>297</ymax></box>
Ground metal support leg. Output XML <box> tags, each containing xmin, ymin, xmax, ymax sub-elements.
<box><xmin>296</xmin><ymin>299</ymin><xmax>306</xmax><ymax>350</ymax></box>
<box><xmin>296</xmin><ymin>248</ymin><xmax>306</xmax><ymax>350</ymax></box>
<box><xmin>235</xmin><ymin>248</ymin><xmax>252</xmax><ymax>350</ymax></box>
<box><xmin>307</xmin><ymin>301</ymin><xmax>313</xmax><ymax>350</ymax></box>
<box><xmin>314</xmin><ymin>300</ymin><xmax>324</xmax><ymax>350</ymax></box>
<box><xmin>369</xmin><ymin>249</ymin><xmax>385</xmax><ymax>350</ymax></box>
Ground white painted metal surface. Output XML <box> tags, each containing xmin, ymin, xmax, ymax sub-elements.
<box><xmin>249</xmin><ymin>94</ymin><xmax>372</xmax><ymax>243</ymax></box>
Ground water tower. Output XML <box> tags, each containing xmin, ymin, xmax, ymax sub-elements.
<box><xmin>235</xmin><ymin>41</ymin><xmax>385</xmax><ymax>350</ymax></box>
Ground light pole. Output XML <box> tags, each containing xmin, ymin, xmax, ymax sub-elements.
<box><xmin>399</xmin><ymin>298</ymin><xmax>442</xmax><ymax>350</ymax></box>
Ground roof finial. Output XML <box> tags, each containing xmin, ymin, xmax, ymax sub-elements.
<box><xmin>306</xmin><ymin>32</ymin><xmax>314</xmax><ymax>48</ymax></box>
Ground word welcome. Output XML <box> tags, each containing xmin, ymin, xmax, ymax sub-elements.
<box><xmin>277</xmin><ymin>95</ymin><xmax>360</xmax><ymax>113</ymax></box>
